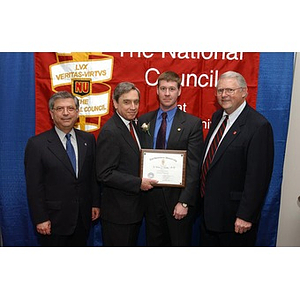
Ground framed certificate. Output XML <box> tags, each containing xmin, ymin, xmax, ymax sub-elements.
<box><xmin>140</xmin><ymin>149</ymin><xmax>187</xmax><ymax>187</ymax></box>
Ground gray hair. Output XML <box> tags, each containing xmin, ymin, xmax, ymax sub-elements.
<box><xmin>49</xmin><ymin>91</ymin><xmax>79</xmax><ymax>110</ymax></box>
<box><xmin>113</xmin><ymin>82</ymin><xmax>140</xmax><ymax>102</ymax></box>
<box><xmin>217</xmin><ymin>71</ymin><xmax>247</xmax><ymax>88</ymax></box>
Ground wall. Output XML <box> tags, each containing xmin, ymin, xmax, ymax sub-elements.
<box><xmin>277</xmin><ymin>53</ymin><xmax>300</xmax><ymax>246</ymax></box>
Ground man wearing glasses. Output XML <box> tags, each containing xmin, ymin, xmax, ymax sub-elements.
<box><xmin>25</xmin><ymin>91</ymin><xmax>100</xmax><ymax>246</ymax></box>
<box><xmin>200</xmin><ymin>71</ymin><xmax>274</xmax><ymax>246</ymax></box>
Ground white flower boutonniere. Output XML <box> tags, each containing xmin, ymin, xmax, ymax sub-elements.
<box><xmin>141</xmin><ymin>122</ymin><xmax>151</xmax><ymax>136</ymax></box>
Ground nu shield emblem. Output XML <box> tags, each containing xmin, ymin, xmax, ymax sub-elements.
<box><xmin>49</xmin><ymin>52</ymin><xmax>114</xmax><ymax>132</ymax></box>
<box><xmin>73</xmin><ymin>79</ymin><xmax>91</xmax><ymax>96</ymax></box>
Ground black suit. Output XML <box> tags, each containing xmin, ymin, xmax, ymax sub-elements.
<box><xmin>138</xmin><ymin>108</ymin><xmax>204</xmax><ymax>246</ymax></box>
<box><xmin>200</xmin><ymin>104</ymin><xmax>274</xmax><ymax>246</ymax></box>
<box><xmin>96</xmin><ymin>113</ymin><xmax>143</xmax><ymax>246</ymax></box>
<box><xmin>24</xmin><ymin>128</ymin><xmax>100</xmax><ymax>246</ymax></box>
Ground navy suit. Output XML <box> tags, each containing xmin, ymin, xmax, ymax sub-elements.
<box><xmin>24</xmin><ymin>128</ymin><xmax>100</xmax><ymax>243</ymax></box>
<box><xmin>200</xmin><ymin>104</ymin><xmax>274</xmax><ymax>245</ymax></box>
<box><xmin>138</xmin><ymin>108</ymin><xmax>204</xmax><ymax>246</ymax></box>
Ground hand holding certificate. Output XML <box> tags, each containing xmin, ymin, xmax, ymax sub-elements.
<box><xmin>140</xmin><ymin>149</ymin><xmax>187</xmax><ymax>187</ymax></box>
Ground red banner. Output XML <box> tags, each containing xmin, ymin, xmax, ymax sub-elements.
<box><xmin>35</xmin><ymin>52</ymin><xmax>260</xmax><ymax>138</ymax></box>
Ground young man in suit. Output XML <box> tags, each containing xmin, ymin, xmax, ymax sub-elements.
<box><xmin>25</xmin><ymin>91</ymin><xmax>100</xmax><ymax>246</ymax></box>
<box><xmin>200</xmin><ymin>71</ymin><xmax>274</xmax><ymax>246</ymax></box>
<box><xmin>96</xmin><ymin>82</ymin><xmax>157</xmax><ymax>246</ymax></box>
<box><xmin>138</xmin><ymin>71</ymin><xmax>204</xmax><ymax>246</ymax></box>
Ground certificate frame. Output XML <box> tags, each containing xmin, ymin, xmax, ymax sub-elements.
<box><xmin>140</xmin><ymin>149</ymin><xmax>187</xmax><ymax>187</ymax></box>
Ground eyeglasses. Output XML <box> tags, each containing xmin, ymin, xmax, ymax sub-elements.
<box><xmin>216</xmin><ymin>87</ymin><xmax>243</xmax><ymax>95</ymax></box>
<box><xmin>52</xmin><ymin>106</ymin><xmax>78</xmax><ymax>113</ymax></box>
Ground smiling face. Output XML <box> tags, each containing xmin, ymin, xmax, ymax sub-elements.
<box><xmin>157</xmin><ymin>80</ymin><xmax>181</xmax><ymax>111</ymax></box>
<box><xmin>216</xmin><ymin>77</ymin><xmax>248</xmax><ymax>115</ymax></box>
<box><xmin>113</xmin><ymin>89</ymin><xmax>140</xmax><ymax>121</ymax></box>
<box><xmin>49</xmin><ymin>97</ymin><xmax>79</xmax><ymax>133</ymax></box>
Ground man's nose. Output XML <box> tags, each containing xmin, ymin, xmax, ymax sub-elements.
<box><xmin>62</xmin><ymin>107</ymin><xmax>70</xmax><ymax>114</ymax></box>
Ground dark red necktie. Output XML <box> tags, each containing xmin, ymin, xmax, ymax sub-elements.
<box><xmin>156</xmin><ymin>112</ymin><xmax>167</xmax><ymax>149</ymax></box>
<box><xmin>200</xmin><ymin>115</ymin><xmax>228</xmax><ymax>198</ymax></box>
<box><xmin>129</xmin><ymin>121</ymin><xmax>138</xmax><ymax>145</ymax></box>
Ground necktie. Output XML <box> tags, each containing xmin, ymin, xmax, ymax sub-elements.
<box><xmin>129</xmin><ymin>121</ymin><xmax>138</xmax><ymax>145</ymax></box>
<box><xmin>200</xmin><ymin>115</ymin><xmax>228</xmax><ymax>197</ymax></box>
<box><xmin>156</xmin><ymin>112</ymin><xmax>167</xmax><ymax>149</ymax></box>
<box><xmin>66</xmin><ymin>133</ymin><xmax>76</xmax><ymax>173</ymax></box>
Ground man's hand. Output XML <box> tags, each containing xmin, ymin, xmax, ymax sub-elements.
<box><xmin>92</xmin><ymin>207</ymin><xmax>100</xmax><ymax>221</ymax></box>
<box><xmin>36</xmin><ymin>220</ymin><xmax>51</xmax><ymax>235</ymax></box>
<box><xmin>235</xmin><ymin>218</ymin><xmax>252</xmax><ymax>234</ymax></box>
<box><xmin>140</xmin><ymin>178</ymin><xmax>158</xmax><ymax>191</ymax></box>
<box><xmin>173</xmin><ymin>202</ymin><xmax>188</xmax><ymax>220</ymax></box>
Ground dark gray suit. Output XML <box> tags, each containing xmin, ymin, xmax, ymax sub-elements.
<box><xmin>138</xmin><ymin>108</ymin><xmax>204</xmax><ymax>246</ymax></box>
<box><xmin>25</xmin><ymin>128</ymin><xmax>100</xmax><ymax>242</ymax></box>
<box><xmin>200</xmin><ymin>104</ymin><xmax>274</xmax><ymax>246</ymax></box>
<box><xmin>96</xmin><ymin>113</ymin><xmax>143</xmax><ymax>246</ymax></box>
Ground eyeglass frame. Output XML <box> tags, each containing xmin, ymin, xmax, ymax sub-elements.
<box><xmin>215</xmin><ymin>87</ymin><xmax>244</xmax><ymax>96</ymax></box>
<box><xmin>52</xmin><ymin>106</ymin><xmax>78</xmax><ymax>113</ymax></box>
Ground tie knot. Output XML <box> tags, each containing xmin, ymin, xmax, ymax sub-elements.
<box><xmin>66</xmin><ymin>133</ymin><xmax>71</xmax><ymax>140</ymax></box>
<box><xmin>162</xmin><ymin>112</ymin><xmax>167</xmax><ymax>120</ymax></box>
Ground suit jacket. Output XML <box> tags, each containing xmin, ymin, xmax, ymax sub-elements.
<box><xmin>138</xmin><ymin>108</ymin><xmax>204</xmax><ymax>214</ymax></box>
<box><xmin>96</xmin><ymin>113</ymin><xmax>143</xmax><ymax>224</ymax></box>
<box><xmin>201</xmin><ymin>104</ymin><xmax>274</xmax><ymax>232</ymax></box>
<box><xmin>24</xmin><ymin>128</ymin><xmax>100</xmax><ymax>235</ymax></box>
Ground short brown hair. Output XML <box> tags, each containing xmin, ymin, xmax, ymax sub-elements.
<box><xmin>157</xmin><ymin>71</ymin><xmax>181</xmax><ymax>89</ymax></box>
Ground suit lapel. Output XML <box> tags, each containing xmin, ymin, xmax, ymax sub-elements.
<box><xmin>139</xmin><ymin>110</ymin><xmax>158</xmax><ymax>149</ymax></box>
<box><xmin>209</xmin><ymin>105</ymin><xmax>249</xmax><ymax>169</ymax></box>
<box><xmin>47</xmin><ymin>128</ymin><xmax>75</xmax><ymax>176</ymax></box>
<box><xmin>167</xmin><ymin>108</ymin><xmax>185</xmax><ymax>149</ymax></box>
<box><xmin>201</xmin><ymin>110</ymin><xmax>223</xmax><ymax>163</ymax></box>
<box><xmin>113</xmin><ymin>113</ymin><xmax>140</xmax><ymax>154</ymax></box>
<box><xmin>75</xmin><ymin>129</ymin><xmax>88</xmax><ymax>176</ymax></box>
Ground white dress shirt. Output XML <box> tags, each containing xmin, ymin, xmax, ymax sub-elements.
<box><xmin>204</xmin><ymin>101</ymin><xmax>246</xmax><ymax>161</ymax></box>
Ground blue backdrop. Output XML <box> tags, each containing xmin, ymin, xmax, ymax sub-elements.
<box><xmin>0</xmin><ymin>52</ymin><xmax>294</xmax><ymax>246</ymax></box>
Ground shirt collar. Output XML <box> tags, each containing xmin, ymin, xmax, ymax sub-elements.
<box><xmin>55</xmin><ymin>126</ymin><xmax>75</xmax><ymax>140</ymax></box>
<box><xmin>116</xmin><ymin>112</ymin><xmax>131</xmax><ymax>128</ymax></box>
<box><xmin>224</xmin><ymin>101</ymin><xmax>246</xmax><ymax>123</ymax></box>
<box><xmin>158</xmin><ymin>106</ymin><xmax>177</xmax><ymax>120</ymax></box>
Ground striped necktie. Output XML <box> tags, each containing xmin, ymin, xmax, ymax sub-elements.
<box><xmin>200</xmin><ymin>115</ymin><xmax>228</xmax><ymax>197</ymax></box>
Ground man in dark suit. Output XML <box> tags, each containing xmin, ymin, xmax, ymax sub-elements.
<box><xmin>138</xmin><ymin>71</ymin><xmax>204</xmax><ymax>246</ymax></box>
<box><xmin>96</xmin><ymin>82</ymin><xmax>157</xmax><ymax>246</ymax></box>
<box><xmin>200</xmin><ymin>71</ymin><xmax>274</xmax><ymax>246</ymax></box>
<box><xmin>25</xmin><ymin>91</ymin><xmax>100</xmax><ymax>246</ymax></box>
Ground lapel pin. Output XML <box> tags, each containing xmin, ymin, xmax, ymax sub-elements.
<box><xmin>177</xmin><ymin>128</ymin><xmax>181</xmax><ymax>132</ymax></box>
<box><xmin>84</xmin><ymin>142</ymin><xmax>87</xmax><ymax>146</ymax></box>
<box><xmin>233</xmin><ymin>131</ymin><xmax>237</xmax><ymax>135</ymax></box>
